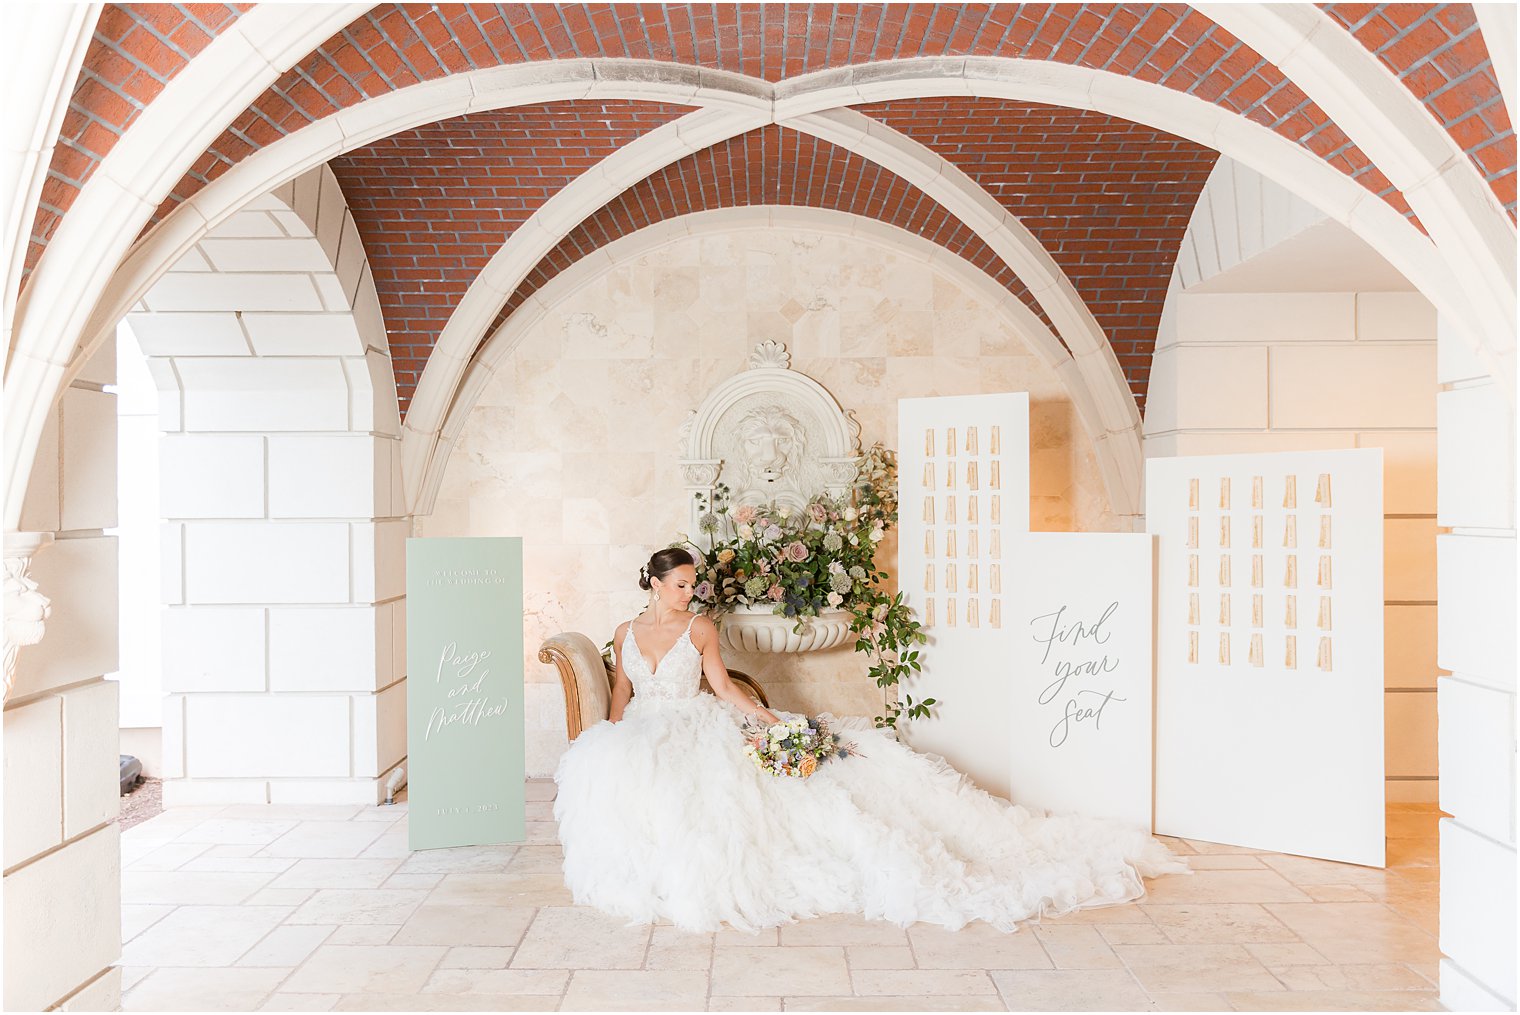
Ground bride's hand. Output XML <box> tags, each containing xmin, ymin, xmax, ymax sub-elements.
<box><xmin>749</xmin><ymin>706</ymin><xmax>781</xmax><ymax>726</ymax></box>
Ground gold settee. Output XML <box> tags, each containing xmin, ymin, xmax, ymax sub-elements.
<box><xmin>538</xmin><ymin>632</ymin><xmax>771</xmax><ymax>741</ymax></box>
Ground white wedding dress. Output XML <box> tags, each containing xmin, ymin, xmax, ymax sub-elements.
<box><xmin>554</xmin><ymin>614</ymin><xmax>1186</xmax><ymax>933</ymax></box>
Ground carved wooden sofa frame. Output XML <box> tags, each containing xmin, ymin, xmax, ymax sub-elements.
<box><xmin>539</xmin><ymin>632</ymin><xmax>771</xmax><ymax>741</ymax></box>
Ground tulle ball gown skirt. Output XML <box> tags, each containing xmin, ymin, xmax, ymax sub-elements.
<box><xmin>553</xmin><ymin>691</ymin><xmax>1186</xmax><ymax>934</ymax></box>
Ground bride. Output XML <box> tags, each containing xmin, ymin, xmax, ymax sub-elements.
<box><xmin>554</xmin><ymin>547</ymin><xmax>1186</xmax><ymax>934</ymax></box>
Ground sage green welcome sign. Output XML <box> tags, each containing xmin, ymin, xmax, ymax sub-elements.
<box><xmin>406</xmin><ymin>537</ymin><xmax>525</xmax><ymax>850</ymax></box>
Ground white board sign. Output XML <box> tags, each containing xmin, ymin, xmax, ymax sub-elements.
<box><xmin>1005</xmin><ymin>533</ymin><xmax>1153</xmax><ymax>828</ymax></box>
<box><xmin>1147</xmin><ymin>449</ymin><xmax>1385</xmax><ymax>866</ymax></box>
<box><xmin>897</xmin><ymin>392</ymin><xmax>1029</xmax><ymax>799</ymax></box>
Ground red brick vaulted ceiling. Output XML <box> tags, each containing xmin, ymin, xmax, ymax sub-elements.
<box><xmin>328</xmin><ymin>101</ymin><xmax>692</xmax><ymax>413</ymax></box>
<box><xmin>1321</xmin><ymin>3</ymin><xmax>1515</xmax><ymax>217</ymax></box>
<box><xmin>858</xmin><ymin>98</ymin><xmax>1218</xmax><ymax>404</ymax></box>
<box><xmin>134</xmin><ymin>4</ymin><xmax>1457</xmax><ymax>245</ymax></box>
<box><xmin>25</xmin><ymin>3</ymin><xmax>251</xmax><ymax>284</ymax></box>
<box><xmin>490</xmin><ymin>123</ymin><xmax>1048</xmax><ymax>354</ymax></box>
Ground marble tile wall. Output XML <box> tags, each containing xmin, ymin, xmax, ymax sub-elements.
<box><xmin>419</xmin><ymin>229</ymin><xmax>1116</xmax><ymax>775</ymax></box>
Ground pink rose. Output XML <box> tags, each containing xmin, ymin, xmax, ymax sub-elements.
<box><xmin>767</xmin><ymin>584</ymin><xmax>785</xmax><ymax>601</ymax></box>
<box><xmin>784</xmin><ymin>541</ymin><xmax>809</xmax><ymax>563</ymax></box>
<box><xmin>734</xmin><ymin>505</ymin><xmax>757</xmax><ymax>525</ymax></box>
<box><xmin>809</xmin><ymin>503</ymin><xmax>828</xmax><ymax>522</ymax></box>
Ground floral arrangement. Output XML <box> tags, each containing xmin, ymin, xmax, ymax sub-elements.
<box><xmin>680</xmin><ymin>443</ymin><xmax>935</xmax><ymax>730</ymax></box>
<box><xmin>742</xmin><ymin>714</ymin><xmax>860</xmax><ymax>778</ymax></box>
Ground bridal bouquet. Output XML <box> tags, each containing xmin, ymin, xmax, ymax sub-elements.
<box><xmin>741</xmin><ymin>714</ymin><xmax>860</xmax><ymax>779</ymax></box>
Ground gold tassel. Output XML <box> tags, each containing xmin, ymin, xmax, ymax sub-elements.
<box><xmin>966</xmin><ymin>461</ymin><xmax>979</xmax><ymax>490</ymax></box>
<box><xmin>923</xmin><ymin>497</ymin><xmax>934</xmax><ymax>525</ymax></box>
<box><xmin>990</xmin><ymin>564</ymin><xmax>1002</xmax><ymax>594</ymax></box>
<box><xmin>1252</xmin><ymin>593</ymin><xmax>1263</xmax><ymax>628</ymax></box>
<box><xmin>946</xmin><ymin>495</ymin><xmax>957</xmax><ymax>524</ymax></box>
<box><xmin>1284</xmin><ymin>555</ymin><xmax>1297</xmax><ymax>588</ymax></box>
<box><xmin>1188</xmin><ymin>478</ymin><xmax>1199</xmax><ymax>510</ymax></box>
<box><xmin>1251</xmin><ymin>516</ymin><xmax>1263</xmax><ymax>549</ymax></box>
<box><xmin>946</xmin><ymin>531</ymin><xmax>957</xmax><ymax>558</ymax></box>
<box><xmin>1219</xmin><ymin>633</ymin><xmax>1231</xmax><ymax>665</ymax></box>
<box><xmin>1252</xmin><ymin>476</ymin><xmax>1263</xmax><ymax>509</ymax></box>
<box><xmin>1251</xmin><ymin>554</ymin><xmax>1264</xmax><ymax>588</ymax></box>
<box><xmin>1219</xmin><ymin>517</ymin><xmax>1231</xmax><ymax>548</ymax></box>
<box><xmin>945</xmin><ymin>463</ymin><xmax>956</xmax><ymax>489</ymax></box>
<box><xmin>991</xmin><ymin>495</ymin><xmax>1001</xmax><ymax>524</ymax></box>
<box><xmin>1219</xmin><ymin>593</ymin><xmax>1231</xmax><ymax>625</ymax></box>
<box><xmin>1187</xmin><ymin>630</ymin><xmax>1200</xmax><ymax>664</ymax></box>
<box><xmin>1285</xmin><ymin>594</ymin><xmax>1297</xmax><ymax>628</ymax></box>
<box><xmin>925</xmin><ymin>598</ymin><xmax>935</xmax><ymax>627</ymax></box>
<box><xmin>923</xmin><ymin>462</ymin><xmax>934</xmax><ymax>488</ymax></box>
<box><xmin>946</xmin><ymin>597</ymin><xmax>957</xmax><ymax>627</ymax></box>
<box><xmin>946</xmin><ymin>427</ymin><xmax>957</xmax><ymax>456</ymax></box>
<box><xmin>990</xmin><ymin>460</ymin><xmax>1001</xmax><ymax>489</ymax></box>
<box><xmin>1218</xmin><ymin>554</ymin><xmax>1232</xmax><ymax>586</ymax></box>
<box><xmin>1187</xmin><ymin>517</ymin><xmax>1199</xmax><ymax>548</ymax></box>
<box><xmin>967</xmin><ymin>563</ymin><xmax>979</xmax><ymax>593</ymax></box>
<box><xmin>924</xmin><ymin>531</ymin><xmax>934</xmax><ymax>557</ymax></box>
<box><xmin>967</xmin><ymin>598</ymin><xmax>979</xmax><ymax>627</ymax></box>
<box><xmin>1284</xmin><ymin>516</ymin><xmax>1297</xmax><ymax>549</ymax></box>
<box><xmin>1317</xmin><ymin>596</ymin><xmax>1332</xmax><ymax>630</ymax></box>
<box><xmin>1317</xmin><ymin>636</ymin><xmax>1332</xmax><ymax>672</ymax></box>
<box><xmin>1249</xmin><ymin>633</ymin><xmax>1264</xmax><ymax>667</ymax></box>
<box><xmin>990</xmin><ymin>425</ymin><xmax>1001</xmax><ymax>455</ymax></box>
<box><xmin>1187</xmin><ymin>592</ymin><xmax>1200</xmax><ymax>625</ymax></box>
<box><xmin>989</xmin><ymin>599</ymin><xmax>1001</xmax><ymax>629</ymax></box>
<box><xmin>1283</xmin><ymin>475</ymin><xmax>1297</xmax><ymax>508</ymax></box>
<box><xmin>990</xmin><ymin>531</ymin><xmax>1002</xmax><ymax>559</ymax></box>
<box><xmin>1219</xmin><ymin>477</ymin><xmax>1232</xmax><ymax>509</ymax></box>
<box><xmin>1285</xmin><ymin>634</ymin><xmax>1298</xmax><ymax>669</ymax></box>
<box><xmin>1317</xmin><ymin>555</ymin><xmax>1332</xmax><ymax>589</ymax></box>
<box><xmin>925</xmin><ymin>428</ymin><xmax>935</xmax><ymax>457</ymax></box>
<box><xmin>967</xmin><ymin>496</ymin><xmax>978</xmax><ymax>523</ymax></box>
<box><xmin>967</xmin><ymin>530</ymin><xmax>979</xmax><ymax>557</ymax></box>
<box><xmin>924</xmin><ymin>565</ymin><xmax>934</xmax><ymax>593</ymax></box>
<box><xmin>965</xmin><ymin>426</ymin><xmax>978</xmax><ymax>454</ymax></box>
<box><xmin>945</xmin><ymin>563</ymin><xmax>958</xmax><ymax>592</ymax></box>
<box><xmin>1187</xmin><ymin>554</ymin><xmax>1200</xmax><ymax>587</ymax></box>
<box><xmin>1318</xmin><ymin>516</ymin><xmax>1332</xmax><ymax>549</ymax></box>
<box><xmin>1315</xmin><ymin>473</ymin><xmax>1332</xmax><ymax>507</ymax></box>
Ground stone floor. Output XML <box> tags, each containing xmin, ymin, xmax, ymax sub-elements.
<box><xmin>119</xmin><ymin>782</ymin><xmax>1444</xmax><ymax>1012</ymax></box>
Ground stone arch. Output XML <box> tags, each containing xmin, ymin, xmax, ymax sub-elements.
<box><xmin>126</xmin><ymin>163</ymin><xmax>407</xmax><ymax>806</ymax></box>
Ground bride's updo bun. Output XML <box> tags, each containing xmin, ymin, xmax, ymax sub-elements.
<box><xmin>639</xmin><ymin>547</ymin><xmax>695</xmax><ymax>590</ymax></box>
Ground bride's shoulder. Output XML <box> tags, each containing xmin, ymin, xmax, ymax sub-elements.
<box><xmin>689</xmin><ymin>613</ymin><xmax>719</xmax><ymax>642</ymax></box>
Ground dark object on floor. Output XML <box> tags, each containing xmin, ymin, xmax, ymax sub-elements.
<box><xmin>119</xmin><ymin>754</ymin><xmax>143</xmax><ymax>795</ymax></box>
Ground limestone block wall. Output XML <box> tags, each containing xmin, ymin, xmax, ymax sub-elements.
<box><xmin>420</xmin><ymin>225</ymin><xmax>1118</xmax><ymax>776</ymax></box>
<box><xmin>1146</xmin><ymin>158</ymin><xmax>1440</xmax><ymax>805</ymax></box>
<box><xmin>132</xmin><ymin>167</ymin><xmax>408</xmax><ymax>805</ymax></box>
<box><xmin>5</xmin><ymin>347</ymin><xmax>123</xmax><ymax>1011</ymax></box>
<box><xmin>1434</xmin><ymin>315</ymin><xmax>1516</xmax><ymax>1011</ymax></box>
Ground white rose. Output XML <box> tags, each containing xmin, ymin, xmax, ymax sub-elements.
<box><xmin>844</xmin><ymin>506</ymin><xmax>858</xmax><ymax>521</ymax></box>
<box><xmin>737</xmin><ymin>524</ymin><xmax>754</xmax><ymax>539</ymax></box>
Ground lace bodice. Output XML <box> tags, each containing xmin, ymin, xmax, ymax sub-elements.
<box><xmin>623</xmin><ymin>615</ymin><xmax>704</xmax><ymax>702</ymax></box>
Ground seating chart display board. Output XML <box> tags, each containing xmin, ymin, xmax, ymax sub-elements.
<box><xmin>898</xmin><ymin>393</ymin><xmax>1029</xmax><ymax>799</ymax></box>
<box><xmin>1147</xmin><ymin>450</ymin><xmax>1385</xmax><ymax>866</ymax></box>
<box><xmin>406</xmin><ymin>537</ymin><xmax>526</xmax><ymax>851</ymax></box>
<box><xmin>1005</xmin><ymin>533</ymin><xmax>1153</xmax><ymax>828</ymax></box>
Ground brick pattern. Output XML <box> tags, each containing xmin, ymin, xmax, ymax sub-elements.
<box><xmin>147</xmin><ymin>4</ymin><xmax>1405</xmax><ymax>236</ymax></box>
<box><xmin>26</xmin><ymin>4</ymin><xmax>249</xmax><ymax>283</ymax></box>
<box><xmin>860</xmin><ymin>98</ymin><xmax>1218</xmax><ymax>405</ymax></box>
<box><xmin>328</xmin><ymin>101</ymin><xmax>691</xmax><ymax>412</ymax></box>
<box><xmin>489</xmin><ymin>123</ymin><xmax>1049</xmax><ymax>388</ymax></box>
<box><xmin>1322</xmin><ymin>3</ymin><xmax>1516</xmax><ymax>217</ymax></box>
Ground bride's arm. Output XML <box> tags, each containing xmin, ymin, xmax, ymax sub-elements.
<box><xmin>608</xmin><ymin>622</ymin><xmax>634</xmax><ymax>723</ymax></box>
<box><xmin>692</xmin><ymin>616</ymin><xmax>780</xmax><ymax>725</ymax></box>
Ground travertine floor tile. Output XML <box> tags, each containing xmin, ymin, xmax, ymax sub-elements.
<box><xmin>1143</xmin><ymin>869</ymin><xmax>1313</xmax><ymax>904</ymax></box>
<box><xmin>177</xmin><ymin>819</ymin><xmax>297</xmax><ymax>846</ymax></box>
<box><xmin>785</xmin><ymin>996</ymin><xmax>1003</xmax><ymax>1011</ymax></box>
<box><xmin>510</xmin><ymin>906</ymin><xmax>650</xmax><ymax>969</ymax></box>
<box><xmin>286</xmin><ymin>888</ymin><xmax>429</xmax><ymax>926</ymax></box>
<box><xmin>428</xmin><ymin>868</ymin><xmax>572</xmax><ymax>907</ymax></box>
<box><xmin>123</xmin><ymin>870</ymin><xmax>275</xmax><ymax>906</ymax></box>
<box><xmin>236</xmin><ymin>925</ymin><xmax>334</xmax><ymax>968</ymax></box>
<box><xmin>332</xmin><ymin>992</ymin><xmax>557</xmax><ymax>1011</ymax></box>
<box><xmin>127</xmin><ymin>842</ymin><xmax>212</xmax><ymax>871</ymax></box>
<box><xmin>645</xmin><ymin>926</ymin><xmax>714</xmax><ymax>970</ymax></box>
<box><xmin>261</xmin><ymin>821</ymin><xmax>388</xmax><ymax>859</ymax></box>
<box><xmin>328</xmin><ymin>925</ymin><xmax>399</xmax><ymax>945</ymax></box>
<box><xmin>439</xmin><ymin>945</ymin><xmax>514</xmax><ymax>969</ymax></box>
<box><xmin>1096</xmin><ymin>922</ymin><xmax>1169</xmax><ymax>945</ymax></box>
<box><xmin>179</xmin><ymin>855</ymin><xmax>299</xmax><ymax>875</ymax></box>
<box><xmin>422</xmin><ymin>967</ymin><xmax>569</xmax><ymax>994</ymax></box>
<box><xmin>990</xmin><ymin>968</ymin><xmax>1153</xmax><ymax>1012</ymax></box>
<box><xmin>122</xmin><ymin>903</ymin><xmax>177</xmax><ymax>942</ymax></box>
<box><xmin>391</xmin><ymin>904</ymin><xmax>535</xmax><ymax>948</ymax></box>
<box><xmin>1261</xmin><ymin>854</ymin><xmax>1392</xmax><ymax>888</ymax></box>
<box><xmin>709</xmin><ymin>997</ymin><xmax>781</xmax><ymax>1011</ymax></box>
<box><xmin>1264</xmin><ymin>902</ymin><xmax>1440</xmax><ymax>965</ymax></box>
<box><xmin>1184</xmin><ymin>853</ymin><xmax>1268</xmax><ymax>870</ymax></box>
<box><xmin>844</xmin><ymin>945</ymin><xmax>914</xmax><ymax>970</ymax></box>
<box><xmin>1114</xmin><ymin>942</ymin><xmax>1283</xmax><ymax>993</ymax></box>
<box><xmin>1272</xmin><ymin>962</ymin><xmax>1437</xmax><ymax>991</ymax></box>
<box><xmin>280</xmin><ymin>944</ymin><xmax>446</xmax><ymax>994</ymax></box>
<box><xmin>121</xmin><ymin>905</ymin><xmax>290</xmax><ymax>968</ymax></box>
<box><xmin>122</xmin><ymin>967</ymin><xmax>289</xmax><ymax>1012</ymax></box>
<box><xmin>259</xmin><ymin>993</ymin><xmax>339</xmax><ymax>1011</ymax></box>
<box><xmin>908</xmin><ymin>923</ymin><xmax>1052</xmax><ymax>970</ymax></box>
<box><xmin>712</xmin><ymin>945</ymin><xmax>850</xmax><ymax>996</ymax></box>
<box><xmin>1033</xmin><ymin>925</ymin><xmax>1122</xmax><ymax>968</ymax></box>
<box><xmin>1143</xmin><ymin>902</ymin><xmax>1298</xmax><ymax>944</ymax></box>
<box><xmin>268</xmin><ymin>858</ymin><xmax>404</xmax><ymax>889</ymax></box>
<box><xmin>716</xmin><ymin>926</ymin><xmax>778</xmax><ymax>946</ymax></box>
<box><xmin>524</xmin><ymin>779</ymin><xmax>557</xmax><ymax>801</ymax></box>
<box><xmin>1227</xmin><ymin>989</ymin><xmax>1443</xmax><ymax>1011</ymax></box>
<box><xmin>561</xmin><ymin>969</ymin><xmax>710</xmax><ymax>1011</ymax></box>
<box><xmin>1245</xmin><ymin>941</ymin><xmax>1330</xmax><ymax>966</ymax></box>
<box><xmin>1146</xmin><ymin>992</ymin><xmax>1234</xmax><ymax>1011</ymax></box>
<box><xmin>778</xmin><ymin>914</ymin><xmax>908</xmax><ymax>947</ymax></box>
<box><xmin>850</xmin><ymin>969</ymin><xmax>997</xmax><ymax>995</ymax></box>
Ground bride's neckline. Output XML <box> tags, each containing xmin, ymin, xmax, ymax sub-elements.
<box><xmin>627</xmin><ymin>615</ymin><xmax>695</xmax><ymax>676</ymax></box>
